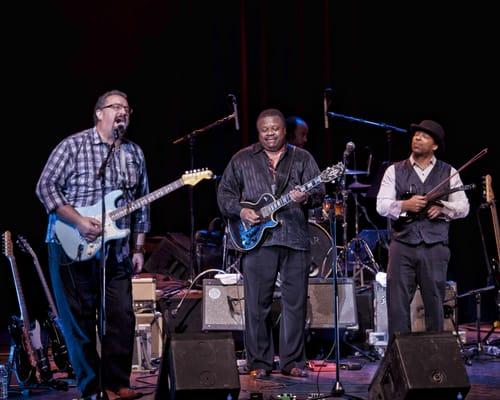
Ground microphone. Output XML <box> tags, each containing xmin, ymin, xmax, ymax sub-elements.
<box><xmin>343</xmin><ymin>141</ymin><xmax>355</xmax><ymax>158</ymax></box>
<box><xmin>113</xmin><ymin>123</ymin><xmax>126</xmax><ymax>139</ymax></box>
<box><xmin>229</xmin><ymin>94</ymin><xmax>240</xmax><ymax>131</ymax></box>
<box><xmin>323</xmin><ymin>88</ymin><xmax>332</xmax><ymax>129</ymax></box>
<box><xmin>366</xmin><ymin>151</ymin><xmax>373</xmax><ymax>176</ymax></box>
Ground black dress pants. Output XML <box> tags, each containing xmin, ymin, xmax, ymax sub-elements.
<box><xmin>386</xmin><ymin>240</ymin><xmax>450</xmax><ymax>339</ymax></box>
<box><xmin>242</xmin><ymin>245</ymin><xmax>309</xmax><ymax>373</ymax></box>
<box><xmin>48</xmin><ymin>243</ymin><xmax>135</xmax><ymax>397</ymax></box>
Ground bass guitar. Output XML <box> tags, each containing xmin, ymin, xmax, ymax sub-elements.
<box><xmin>227</xmin><ymin>162</ymin><xmax>345</xmax><ymax>251</ymax></box>
<box><xmin>16</xmin><ymin>235</ymin><xmax>73</xmax><ymax>374</ymax></box>
<box><xmin>2</xmin><ymin>231</ymin><xmax>50</xmax><ymax>385</ymax></box>
<box><xmin>55</xmin><ymin>169</ymin><xmax>213</xmax><ymax>261</ymax></box>
<box><xmin>400</xmin><ymin>183</ymin><xmax>476</xmax><ymax>223</ymax></box>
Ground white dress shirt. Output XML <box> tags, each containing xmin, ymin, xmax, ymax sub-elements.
<box><xmin>376</xmin><ymin>155</ymin><xmax>470</xmax><ymax>221</ymax></box>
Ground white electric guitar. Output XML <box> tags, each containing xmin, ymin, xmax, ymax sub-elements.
<box><xmin>55</xmin><ymin>169</ymin><xmax>213</xmax><ymax>261</ymax></box>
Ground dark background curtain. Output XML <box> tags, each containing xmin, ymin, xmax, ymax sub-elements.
<box><xmin>1</xmin><ymin>1</ymin><xmax>498</xmax><ymax>328</ymax></box>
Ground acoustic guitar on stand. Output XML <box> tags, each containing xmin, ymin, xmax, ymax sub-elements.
<box><xmin>54</xmin><ymin>168</ymin><xmax>213</xmax><ymax>261</ymax></box>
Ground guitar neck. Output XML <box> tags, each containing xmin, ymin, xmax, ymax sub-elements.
<box><xmin>31</xmin><ymin>255</ymin><xmax>59</xmax><ymax>319</ymax></box>
<box><xmin>110</xmin><ymin>178</ymin><xmax>184</xmax><ymax>220</ymax></box>
<box><xmin>490</xmin><ymin>203</ymin><xmax>500</xmax><ymax>264</ymax></box>
<box><xmin>7</xmin><ymin>256</ymin><xmax>31</xmax><ymax>329</ymax></box>
<box><xmin>260</xmin><ymin>175</ymin><xmax>322</xmax><ymax>218</ymax></box>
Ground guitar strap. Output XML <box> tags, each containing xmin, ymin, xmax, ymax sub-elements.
<box><xmin>274</xmin><ymin>145</ymin><xmax>296</xmax><ymax>197</ymax></box>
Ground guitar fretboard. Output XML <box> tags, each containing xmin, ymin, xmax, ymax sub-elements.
<box><xmin>110</xmin><ymin>178</ymin><xmax>184</xmax><ymax>220</ymax></box>
<box><xmin>260</xmin><ymin>175</ymin><xmax>322</xmax><ymax>218</ymax></box>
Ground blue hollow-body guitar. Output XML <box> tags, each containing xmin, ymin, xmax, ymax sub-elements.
<box><xmin>54</xmin><ymin>169</ymin><xmax>213</xmax><ymax>261</ymax></box>
<box><xmin>227</xmin><ymin>162</ymin><xmax>344</xmax><ymax>251</ymax></box>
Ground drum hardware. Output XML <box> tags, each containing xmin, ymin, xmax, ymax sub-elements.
<box><xmin>331</xmin><ymin>169</ymin><xmax>380</xmax><ymax>286</ymax></box>
<box><xmin>344</xmin><ymin>169</ymin><xmax>369</xmax><ymax>175</ymax></box>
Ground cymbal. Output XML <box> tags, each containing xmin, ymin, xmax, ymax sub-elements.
<box><xmin>348</xmin><ymin>182</ymin><xmax>371</xmax><ymax>191</ymax></box>
<box><xmin>345</xmin><ymin>169</ymin><xmax>368</xmax><ymax>175</ymax></box>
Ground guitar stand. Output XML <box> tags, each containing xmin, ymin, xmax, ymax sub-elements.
<box><xmin>457</xmin><ymin>285</ymin><xmax>498</xmax><ymax>364</ymax></box>
<box><xmin>8</xmin><ymin>343</ymin><xmax>70</xmax><ymax>392</ymax></box>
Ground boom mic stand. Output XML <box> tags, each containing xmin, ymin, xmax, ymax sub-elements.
<box><xmin>172</xmin><ymin>106</ymin><xmax>238</xmax><ymax>281</ymax></box>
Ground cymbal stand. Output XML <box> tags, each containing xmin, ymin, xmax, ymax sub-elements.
<box><xmin>346</xmin><ymin>191</ymin><xmax>380</xmax><ymax>287</ymax></box>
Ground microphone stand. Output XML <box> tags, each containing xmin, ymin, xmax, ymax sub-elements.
<box><xmin>96</xmin><ymin>134</ymin><xmax>118</xmax><ymax>400</ymax></box>
<box><xmin>326</xmin><ymin>208</ymin><xmax>363</xmax><ymax>399</ymax></box>
<box><xmin>172</xmin><ymin>112</ymin><xmax>236</xmax><ymax>281</ymax></box>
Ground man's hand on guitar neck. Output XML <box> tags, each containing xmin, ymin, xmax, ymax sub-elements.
<box><xmin>290</xmin><ymin>187</ymin><xmax>308</xmax><ymax>204</ymax></box>
<box><xmin>240</xmin><ymin>208</ymin><xmax>261</xmax><ymax>226</ymax></box>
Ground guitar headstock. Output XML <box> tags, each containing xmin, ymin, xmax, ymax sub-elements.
<box><xmin>320</xmin><ymin>162</ymin><xmax>345</xmax><ymax>183</ymax></box>
<box><xmin>2</xmin><ymin>231</ymin><xmax>14</xmax><ymax>259</ymax></box>
<box><xmin>483</xmin><ymin>174</ymin><xmax>495</xmax><ymax>205</ymax></box>
<box><xmin>16</xmin><ymin>235</ymin><xmax>35</xmax><ymax>257</ymax></box>
<box><xmin>181</xmin><ymin>168</ymin><xmax>214</xmax><ymax>186</ymax></box>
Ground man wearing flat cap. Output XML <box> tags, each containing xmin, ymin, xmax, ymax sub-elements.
<box><xmin>376</xmin><ymin>119</ymin><xmax>470</xmax><ymax>339</ymax></box>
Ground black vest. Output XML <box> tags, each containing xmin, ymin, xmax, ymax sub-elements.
<box><xmin>391</xmin><ymin>159</ymin><xmax>451</xmax><ymax>245</ymax></box>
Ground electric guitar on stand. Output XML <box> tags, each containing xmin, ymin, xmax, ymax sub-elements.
<box><xmin>54</xmin><ymin>169</ymin><xmax>213</xmax><ymax>261</ymax></box>
<box><xmin>227</xmin><ymin>162</ymin><xmax>345</xmax><ymax>251</ymax></box>
<box><xmin>2</xmin><ymin>231</ymin><xmax>50</xmax><ymax>385</ymax></box>
<box><xmin>16</xmin><ymin>235</ymin><xmax>73</xmax><ymax>375</ymax></box>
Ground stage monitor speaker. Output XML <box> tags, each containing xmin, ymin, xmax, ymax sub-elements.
<box><xmin>155</xmin><ymin>332</ymin><xmax>240</xmax><ymax>400</ymax></box>
<box><xmin>368</xmin><ymin>332</ymin><xmax>470</xmax><ymax>400</ymax></box>
<box><xmin>307</xmin><ymin>277</ymin><xmax>358</xmax><ymax>329</ymax></box>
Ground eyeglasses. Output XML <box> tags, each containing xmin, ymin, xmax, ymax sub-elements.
<box><xmin>101</xmin><ymin>103</ymin><xmax>133</xmax><ymax>115</ymax></box>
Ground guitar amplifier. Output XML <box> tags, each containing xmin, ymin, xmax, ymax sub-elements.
<box><xmin>132</xmin><ymin>312</ymin><xmax>164</xmax><ymax>371</ymax></box>
<box><xmin>201</xmin><ymin>277</ymin><xmax>358</xmax><ymax>330</ymax></box>
<box><xmin>132</xmin><ymin>277</ymin><xmax>157</xmax><ymax>313</ymax></box>
<box><xmin>373</xmin><ymin>280</ymin><xmax>457</xmax><ymax>341</ymax></box>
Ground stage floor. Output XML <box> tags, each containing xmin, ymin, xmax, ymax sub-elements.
<box><xmin>1</xmin><ymin>323</ymin><xmax>499</xmax><ymax>400</ymax></box>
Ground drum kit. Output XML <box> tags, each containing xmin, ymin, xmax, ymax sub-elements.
<box><xmin>307</xmin><ymin>168</ymin><xmax>384</xmax><ymax>288</ymax></box>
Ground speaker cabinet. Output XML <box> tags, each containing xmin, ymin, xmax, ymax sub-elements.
<box><xmin>202</xmin><ymin>277</ymin><xmax>358</xmax><ymax>330</ymax></box>
<box><xmin>155</xmin><ymin>332</ymin><xmax>240</xmax><ymax>400</ymax></box>
<box><xmin>411</xmin><ymin>281</ymin><xmax>457</xmax><ymax>332</ymax></box>
<box><xmin>373</xmin><ymin>280</ymin><xmax>457</xmax><ymax>340</ymax></box>
<box><xmin>368</xmin><ymin>332</ymin><xmax>470</xmax><ymax>400</ymax></box>
<box><xmin>202</xmin><ymin>280</ymin><xmax>245</xmax><ymax>330</ymax></box>
<box><xmin>132</xmin><ymin>313</ymin><xmax>163</xmax><ymax>370</ymax></box>
<box><xmin>307</xmin><ymin>278</ymin><xmax>358</xmax><ymax>329</ymax></box>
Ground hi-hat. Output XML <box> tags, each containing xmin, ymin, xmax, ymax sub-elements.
<box><xmin>348</xmin><ymin>182</ymin><xmax>371</xmax><ymax>191</ymax></box>
<box><xmin>345</xmin><ymin>169</ymin><xmax>368</xmax><ymax>175</ymax></box>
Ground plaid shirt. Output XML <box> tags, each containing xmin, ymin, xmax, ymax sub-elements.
<box><xmin>36</xmin><ymin>127</ymin><xmax>151</xmax><ymax>262</ymax></box>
